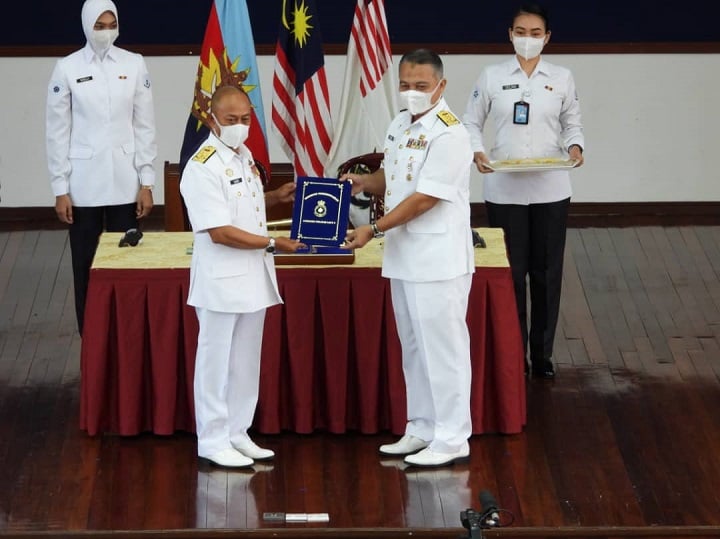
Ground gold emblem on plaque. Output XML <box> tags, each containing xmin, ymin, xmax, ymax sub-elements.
<box><xmin>314</xmin><ymin>199</ymin><xmax>327</xmax><ymax>218</ymax></box>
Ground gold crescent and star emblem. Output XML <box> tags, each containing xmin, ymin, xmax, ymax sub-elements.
<box><xmin>282</xmin><ymin>0</ymin><xmax>313</xmax><ymax>47</ymax></box>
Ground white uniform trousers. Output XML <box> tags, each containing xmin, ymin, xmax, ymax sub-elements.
<box><xmin>194</xmin><ymin>307</ymin><xmax>266</xmax><ymax>458</ymax></box>
<box><xmin>390</xmin><ymin>274</ymin><xmax>473</xmax><ymax>453</ymax></box>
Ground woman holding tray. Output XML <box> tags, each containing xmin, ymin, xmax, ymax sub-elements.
<box><xmin>462</xmin><ymin>3</ymin><xmax>585</xmax><ymax>378</ymax></box>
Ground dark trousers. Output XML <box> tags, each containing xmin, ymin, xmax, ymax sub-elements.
<box><xmin>486</xmin><ymin>198</ymin><xmax>570</xmax><ymax>363</ymax></box>
<box><xmin>69</xmin><ymin>203</ymin><xmax>137</xmax><ymax>334</ymax></box>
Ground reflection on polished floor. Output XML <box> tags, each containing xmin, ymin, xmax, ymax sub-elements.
<box><xmin>2</xmin><ymin>228</ymin><xmax>720</xmax><ymax>537</ymax></box>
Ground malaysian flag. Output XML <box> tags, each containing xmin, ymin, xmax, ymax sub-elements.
<box><xmin>179</xmin><ymin>0</ymin><xmax>270</xmax><ymax>175</ymax></box>
<box><xmin>324</xmin><ymin>0</ymin><xmax>397</xmax><ymax>178</ymax></box>
<box><xmin>272</xmin><ymin>0</ymin><xmax>333</xmax><ymax>177</ymax></box>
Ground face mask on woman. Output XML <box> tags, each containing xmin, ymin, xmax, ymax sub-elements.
<box><xmin>512</xmin><ymin>36</ymin><xmax>546</xmax><ymax>60</ymax></box>
<box><xmin>90</xmin><ymin>28</ymin><xmax>118</xmax><ymax>53</ymax></box>
<box><xmin>399</xmin><ymin>80</ymin><xmax>443</xmax><ymax>115</ymax></box>
<box><xmin>212</xmin><ymin>114</ymin><xmax>250</xmax><ymax>149</ymax></box>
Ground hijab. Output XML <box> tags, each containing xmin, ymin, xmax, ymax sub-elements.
<box><xmin>81</xmin><ymin>0</ymin><xmax>119</xmax><ymax>58</ymax></box>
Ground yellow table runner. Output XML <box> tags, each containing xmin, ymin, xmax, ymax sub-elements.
<box><xmin>92</xmin><ymin>228</ymin><xmax>508</xmax><ymax>270</ymax></box>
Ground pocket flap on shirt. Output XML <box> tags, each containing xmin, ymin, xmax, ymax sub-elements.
<box><xmin>406</xmin><ymin>211</ymin><xmax>447</xmax><ymax>234</ymax></box>
<box><xmin>210</xmin><ymin>258</ymin><xmax>249</xmax><ymax>278</ymax></box>
<box><xmin>68</xmin><ymin>146</ymin><xmax>93</xmax><ymax>159</ymax></box>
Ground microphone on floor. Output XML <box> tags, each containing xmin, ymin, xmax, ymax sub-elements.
<box><xmin>479</xmin><ymin>490</ymin><xmax>501</xmax><ymax>528</ymax></box>
<box><xmin>460</xmin><ymin>489</ymin><xmax>505</xmax><ymax>538</ymax></box>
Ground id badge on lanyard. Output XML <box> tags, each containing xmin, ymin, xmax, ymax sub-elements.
<box><xmin>513</xmin><ymin>88</ymin><xmax>531</xmax><ymax>125</ymax></box>
<box><xmin>513</xmin><ymin>101</ymin><xmax>529</xmax><ymax>125</ymax></box>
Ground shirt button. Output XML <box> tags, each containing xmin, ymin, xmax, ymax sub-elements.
<box><xmin>399</xmin><ymin>144</ymin><xmax>404</xmax><ymax>149</ymax></box>
<box><xmin>406</xmin><ymin>174</ymin><xmax>413</xmax><ymax>181</ymax></box>
<box><xmin>391</xmin><ymin>175</ymin><xmax>395</xmax><ymax>181</ymax></box>
<box><xmin>386</xmin><ymin>190</ymin><xmax>392</xmax><ymax>196</ymax></box>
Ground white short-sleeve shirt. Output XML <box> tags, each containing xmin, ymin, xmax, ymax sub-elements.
<box><xmin>381</xmin><ymin>98</ymin><xmax>475</xmax><ymax>282</ymax></box>
<box><xmin>180</xmin><ymin>134</ymin><xmax>281</xmax><ymax>313</ymax></box>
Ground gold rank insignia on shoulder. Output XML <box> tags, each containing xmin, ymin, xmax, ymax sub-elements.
<box><xmin>437</xmin><ymin>110</ymin><xmax>460</xmax><ymax>126</ymax></box>
<box><xmin>192</xmin><ymin>146</ymin><xmax>216</xmax><ymax>163</ymax></box>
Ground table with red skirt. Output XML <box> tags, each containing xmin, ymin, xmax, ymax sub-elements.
<box><xmin>80</xmin><ymin>229</ymin><xmax>526</xmax><ymax>437</ymax></box>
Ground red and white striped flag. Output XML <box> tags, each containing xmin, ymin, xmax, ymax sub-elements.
<box><xmin>324</xmin><ymin>0</ymin><xmax>397</xmax><ymax>177</ymax></box>
<box><xmin>271</xmin><ymin>0</ymin><xmax>333</xmax><ymax>177</ymax></box>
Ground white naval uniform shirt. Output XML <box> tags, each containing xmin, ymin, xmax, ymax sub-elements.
<box><xmin>463</xmin><ymin>57</ymin><xmax>584</xmax><ymax>205</ymax></box>
<box><xmin>381</xmin><ymin>98</ymin><xmax>475</xmax><ymax>282</ymax></box>
<box><xmin>46</xmin><ymin>44</ymin><xmax>157</xmax><ymax>206</ymax></box>
<box><xmin>180</xmin><ymin>134</ymin><xmax>281</xmax><ymax>313</ymax></box>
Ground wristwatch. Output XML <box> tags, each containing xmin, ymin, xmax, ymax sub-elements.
<box><xmin>265</xmin><ymin>238</ymin><xmax>276</xmax><ymax>253</ymax></box>
<box><xmin>371</xmin><ymin>223</ymin><xmax>384</xmax><ymax>239</ymax></box>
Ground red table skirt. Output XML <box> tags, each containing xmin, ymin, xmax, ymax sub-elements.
<box><xmin>80</xmin><ymin>266</ymin><xmax>526</xmax><ymax>436</ymax></box>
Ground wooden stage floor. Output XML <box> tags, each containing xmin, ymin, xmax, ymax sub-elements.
<box><xmin>2</xmin><ymin>228</ymin><xmax>720</xmax><ymax>538</ymax></box>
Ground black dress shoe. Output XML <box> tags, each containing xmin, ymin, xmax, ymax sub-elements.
<box><xmin>531</xmin><ymin>359</ymin><xmax>555</xmax><ymax>379</ymax></box>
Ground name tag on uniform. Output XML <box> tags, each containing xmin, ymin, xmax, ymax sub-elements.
<box><xmin>76</xmin><ymin>76</ymin><xmax>93</xmax><ymax>83</ymax></box>
<box><xmin>513</xmin><ymin>101</ymin><xmax>529</xmax><ymax>125</ymax></box>
<box><xmin>230</xmin><ymin>178</ymin><xmax>243</xmax><ymax>185</ymax></box>
<box><xmin>503</xmin><ymin>84</ymin><xmax>520</xmax><ymax>90</ymax></box>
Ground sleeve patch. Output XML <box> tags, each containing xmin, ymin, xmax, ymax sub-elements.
<box><xmin>48</xmin><ymin>81</ymin><xmax>65</xmax><ymax>96</ymax></box>
<box><xmin>192</xmin><ymin>146</ymin><xmax>217</xmax><ymax>164</ymax></box>
<box><xmin>437</xmin><ymin>110</ymin><xmax>460</xmax><ymax>126</ymax></box>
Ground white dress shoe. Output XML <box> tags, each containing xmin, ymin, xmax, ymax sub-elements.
<box><xmin>404</xmin><ymin>446</ymin><xmax>470</xmax><ymax>467</ymax></box>
<box><xmin>379</xmin><ymin>434</ymin><xmax>429</xmax><ymax>456</ymax></box>
<box><xmin>204</xmin><ymin>448</ymin><xmax>254</xmax><ymax>468</ymax></box>
<box><xmin>231</xmin><ymin>438</ymin><xmax>275</xmax><ymax>460</ymax></box>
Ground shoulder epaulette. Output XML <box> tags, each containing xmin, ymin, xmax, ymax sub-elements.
<box><xmin>437</xmin><ymin>110</ymin><xmax>460</xmax><ymax>126</ymax></box>
<box><xmin>192</xmin><ymin>146</ymin><xmax>217</xmax><ymax>164</ymax></box>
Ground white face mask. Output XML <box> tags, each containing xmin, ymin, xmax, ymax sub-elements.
<box><xmin>512</xmin><ymin>36</ymin><xmax>546</xmax><ymax>60</ymax></box>
<box><xmin>399</xmin><ymin>80</ymin><xmax>442</xmax><ymax>116</ymax></box>
<box><xmin>90</xmin><ymin>28</ymin><xmax>118</xmax><ymax>55</ymax></box>
<box><xmin>212</xmin><ymin>114</ymin><xmax>250</xmax><ymax>149</ymax></box>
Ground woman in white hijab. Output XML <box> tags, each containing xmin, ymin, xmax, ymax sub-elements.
<box><xmin>47</xmin><ymin>0</ymin><xmax>157</xmax><ymax>333</ymax></box>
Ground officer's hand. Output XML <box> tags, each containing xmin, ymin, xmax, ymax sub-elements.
<box><xmin>55</xmin><ymin>195</ymin><xmax>73</xmax><ymax>224</ymax></box>
<box><xmin>136</xmin><ymin>188</ymin><xmax>154</xmax><ymax>218</ymax></box>
<box><xmin>268</xmin><ymin>182</ymin><xmax>296</xmax><ymax>205</ymax></box>
<box><xmin>339</xmin><ymin>173</ymin><xmax>366</xmax><ymax>195</ymax></box>
<box><xmin>474</xmin><ymin>152</ymin><xmax>493</xmax><ymax>174</ymax></box>
<box><xmin>342</xmin><ymin>225</ymin><xmax>372</xmax><ymax>250</ymax></box>
<box><xmin>275</xmin><ymin>237</ymin><xmax>306</xmax><ymax>252</ymax></box>
<box><xmin>569</xmin><ymin>146</ymin><xmax>585</xmax><ymax>168</ymax></box>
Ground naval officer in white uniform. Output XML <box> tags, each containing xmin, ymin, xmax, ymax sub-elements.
<box><xmin>180</xmin><ymin>86</ymin><xmax>305</xmax><ymax>468</ymax></box>
<box><xmin>342</xmin><ymin>49</ymin><xmax>475</xmax><ymax>467</ymax></box>
<box><xmin>46</xmin><ymin>0</ymin><xmax>157</xmax><ymax>333</ymax></box>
